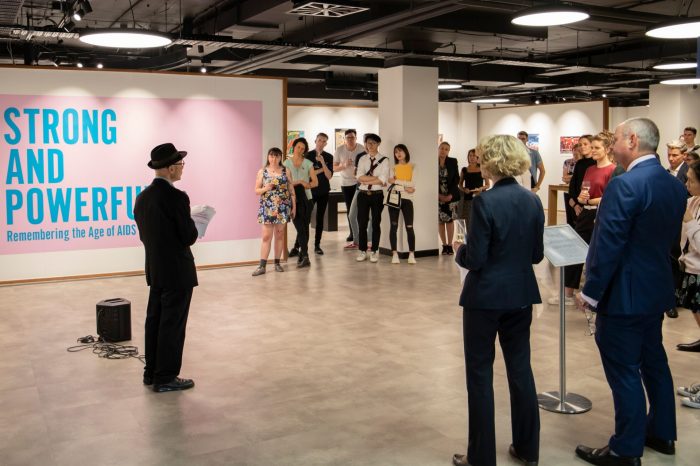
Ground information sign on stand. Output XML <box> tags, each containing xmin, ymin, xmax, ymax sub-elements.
<box><xmin>539</xmin><ymin>224</ymin><xmax>592</xmax><ymax>414</ymax></box>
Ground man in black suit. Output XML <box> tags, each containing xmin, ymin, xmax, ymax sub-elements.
<box><xmin>134</xmin><ymin>143</ymin><xmax>199</xmax><ymax>393</ymax></box>
<box><xmin>452</xmin><ymin>135</ymin><xmax>544</xmax><ymax>466</ymax></box>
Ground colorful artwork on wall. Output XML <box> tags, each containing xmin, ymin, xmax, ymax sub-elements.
<box><xmin>560</xmin><ymin>136</ymin><xmax>580</xmax><ymax>154</ymax></box>
<box><xmin>286</xmin><ymin>130</ymin><xmax>304</xmax><ymax>155</ymax></box>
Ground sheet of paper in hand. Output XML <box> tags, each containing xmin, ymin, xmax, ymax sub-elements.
<box><xmin>191</xmin><ymin>205</ymin><xmax>217</xmax><ymax>238</ymax></box>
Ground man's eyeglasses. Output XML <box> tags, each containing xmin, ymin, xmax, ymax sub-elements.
<box><xmin>172</xmin><ymin>161</ymin><xmax>185</xmax><ymax>167</ymax></box>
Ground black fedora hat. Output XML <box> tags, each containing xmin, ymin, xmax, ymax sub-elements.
<box><xmin>148</xmin><ymin>143</ymin><xmax>187</xmax><ymax>169</ymax></box>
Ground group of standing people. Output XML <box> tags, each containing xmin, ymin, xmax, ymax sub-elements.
<box><xmin>253</xmin><ymin>130</ymin><xmax>419</xmax><ymax>268</ymax></box>
<box><xmin>450</xmin><ymin>118</ymin><xmax>690</xmax><ymax>466</ymax></box>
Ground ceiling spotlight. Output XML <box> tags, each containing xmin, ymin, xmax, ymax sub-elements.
<box><xmin>76</xmin><ymin>62</ymin><xmax>83</xmax><ymax>68</ymax></box>
<box><xmin>562</xmin><ymin>97</ymin><xmax>567</xmax><ymax>101</ymax></box>
<box><xmin>63</xmin><ymin>19</ymin><xmax>76</xmax><ymax>32</ymax></box>
<box><xmin>535</xmin><ymin>99</ymin><xmax>541</xmax><ymax>104</ymax></box>
<box><xmin>602</xmin><ymin>93</ymin><xmax>607</xmax><ymax>98</ymax></box>
<box><xmin>471</xmin><ymin>98</ymin><xmax>510</xmax><ymax>103</ymax></box>
<box><xmin>80</xmin><ymin>29</ymin><xmax>173</xmax><ymax>48</ymax></box>
<box><xmin>660</xmin><ymin>77</ymin><xmax>700</xmax><ymax>85</ymax></box>
<box><xmin>512</xmin><ymin>5</ymin><xmax>589</xmax><ymax>27</ymax></box>
<box><xmin>96</xmin><ymin>63</ymin><xmax>103</xmax><ymax>69</ymax></box>
<box><xmin>653</xmin><ymin>60</ymin><xmax>697</xmax><ymax>70</ymax></box>
<box><xmin>72</xmin><ymin>0</ymin><xmax>92</xmax><ymax>21</ymax></box>
<box><xmin>647</xmin><ymin>18</ymin><xmax>700</xmax><ymax>39</ymax></box>
<box><xmin>438</xmin><ymin>83</ymin><xmax>462</xmax><ymax>90</ymax></box>
<box><xmin>200</xmin><ymin>66</ymin><xmax>207</xmax><ymax>73</ymax></box>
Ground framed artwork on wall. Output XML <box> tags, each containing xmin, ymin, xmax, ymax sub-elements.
<box><xmin>335</xmin><ymin>128</ymin><xmax>350</xmax><ymax>151</ymax></box>
<box><xmin>287</xmin><ymin>130</ymin><xmax>304</xmax><ymax>155</ymax></box>
<box><xmin>559</xmin><ymin>136</ymin><xmax>580</xmax><ymax>154</ymax></box>
<box><xmin>527</xmin><ymin>133</ymin><xmax>540</xmax><ymax>151</ymax></box>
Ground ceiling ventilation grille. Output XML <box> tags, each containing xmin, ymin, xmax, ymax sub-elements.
<box><xmin>287</xmin><ymin>2</ymin><xmax>369</xmax><ymax>18</ymax></box>
<box><xmin>0</xmin><ymin>0</ymin><xmax>24</xmax><ymax>23</ymax></box>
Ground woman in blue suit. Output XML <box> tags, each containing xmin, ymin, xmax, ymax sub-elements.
<box><xmin>452</xmin><ymin>135</ymin><xmax>544</xmax><ymax>466</ymax></box>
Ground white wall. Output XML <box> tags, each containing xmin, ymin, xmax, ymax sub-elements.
<box><xmin>477</xmin><ymin>101</ymin><xmax>605</xmax><ymax>207</ymax></box>
<box><xmin>438</xmin><ymin>102</ymin><xmax>478</xmax><ymax>169</ymax></box>
<box><xmin>287</xmin><ymin>105</ymin><xmax>379</xmax><ymax>153</ymax></box>
<box><xmin>609</xmin><ymin>106</ymin><xmax>649</xmax><ymax>129</ymax></box>
<box><xmin>650</xmin><ymin>84</ymin><xmax>700</xmax><ymax>160</ymax></box>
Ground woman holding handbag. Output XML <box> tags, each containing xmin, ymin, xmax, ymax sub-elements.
<box><xmin>388</xmin><ymin>144</ymin><xmax>417</xmax><ymax>264</ymax></box>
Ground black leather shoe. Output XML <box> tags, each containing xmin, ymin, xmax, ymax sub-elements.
<box><xmin>297</xmin><ymin>256</ymin><xmax>311</xmax><ymax>268</ymax></box>
<box><xmin>666</xmin><ymin>308</ymin><xmax>679</xmax><ymax>318</ymax></box>
<box><xmin>346</xmin><ymin>235</ymin><xmax>353</xmax><ymax>242</ymax></box>
<box><xmin>644</xmin><ymin>436</ymin><xmax>675</xmax><ymax>455</ymax></box>
<box><xmin>451</xmin><ymin>453</ymin><xmax>470</xmax><ymax>466</ymax></box>
<box><xmin>575</xmin><ymin>445</ymin><xmax>640</xmax><ymax>466</ymax></box>
<box><xmin>153</xmin><ymin>377</ymin><xmax>194</xmax><ymax>393</ymax></box>
<box><xmin>677</xmin><ymin>338</ymin><xmax>700</xmax><ymax>352</ymax></box>
<box><xmin>509</xmin><ymin>444</ymin><xmax>538</xmax><ymax>466</ymax></box>
<box><xmin>314</xmin><ymin>246</ymin><xmax>324</xmax><ymax>255</ymax></box>
<box><xmin>288</xmin><ymin>248</ymin><xmax>299</xmax><ymax>257</ymax></box>
<box><xmin>143</xmin><ymin>375</ymin><xmax>153</xmax><ymax>385</ymax></box>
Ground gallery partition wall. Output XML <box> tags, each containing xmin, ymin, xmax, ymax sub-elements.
<box><xmin>0</xmin><ymin>67</ymin><xmax>285</xmax><ymax>283</ymax></box>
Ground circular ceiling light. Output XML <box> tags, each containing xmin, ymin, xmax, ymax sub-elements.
<box><xmin>471</xmin><ymin>98</ymin><xmax>510</xmax><ymax>103</ymax></box>
<box><xmin>80</xmin><ymin>30</ymin><xmax>172</xmax><ymax>48</ymax></box>
<box><xmin>647</xmin><ymin>19</ymin><xmax>700</xmax><ymax>39</ymax></box>
<box><xmin>660</xmin><ymin>77</ymin><xmax>700</xmax><ymax>85</ymax></box>
<box><xmin>512</xmin><ymin>7</ymin><xmax>589</xmax><ymax>27</ymax></box>
<box><xmin>438</xmin><ymin>83</ymin><xmax>462</xmax><ymax>90</ymax></box>
<box><xmin>653</xmin><ymin>61</ymin><xmax>697</xmax><ymax>70</ymax></box>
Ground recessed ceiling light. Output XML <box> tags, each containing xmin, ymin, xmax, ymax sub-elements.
<box><xmin>200</xmin><ymin>66</ymin><xmax>207</xmax><ymax>73</ymax></box>
<box><xmin>660</xmin><ymin>77</ymin><xmax>700</xmax><ymax>85</ymax></box>
<box><xmin>653</xmin><ymin>61</ymin><xmax>697</xmax><ymax>70</ymax></box>
<box><xmin>471</xmin><ymin>98</ymin><xmax>510</xmax><ymax>103</ymax></box>
<box><xmin>80</xmin><ymin>30</ymin><xmax>172</xmax><ymax>48</ymax></box>
<box><xmin>96</xmin><ymin>63</ymin><xmax>104</xmax><ymax>69</ymax></box>
<box><xmin>535</xmin><ymin>99</ymin><xmax>541</xmax><ymax>104</ymax></box>
<box><xmin>512</xmin><ymin>6</ymin><xmax>589</xmax><ymax>27</ymax></box>
<box><xmin>602</xmin><ymin>93</ymin><xmax>607</xmax><ymax>98</ymax></box>
<box><xmin>76</xmin><ymin>62</ymin><xmax>83</xmax><ymax>68</ymax></box>
<box><xmin>438</xmin><ymin>83</ymin><xmax>462</xmax><ymax>90</ymax></box>
<box><xmin>647</xmin><ymin>19</ymin><xmax>700</xmax><ymax>39</ymax></box>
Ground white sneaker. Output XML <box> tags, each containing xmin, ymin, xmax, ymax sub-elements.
<box><xmin>356</xmin><ymin>251</ymin><xmax>367</xmax><ymax>262</ymax></box>
<box><xmin>407</xmin><ymin>252</ymin><xmax>416</xmax><ymax>264</ymax></box>
<box><xmin>681</xmin><ymin>393</ymin><xmax>700</xmax><ymax>408</ymax></box>
<box><xmin>547</xmin><ymin>295</ymin><xmax>575</xmax><ymax>306</ymax></box>
<box><xmin>677</xmin><ymin>382</ymin><xmax>700</xmax><ymax>397</ymax></box>
<box><xmin>370</xmin><ymin>251</ymin><xmax>379</xmax><ymax>263</ymax></box>
<box><xmin>392</xmin><ymin>253</ymin><xmax>400</xmax><ymax>264</ymax></box>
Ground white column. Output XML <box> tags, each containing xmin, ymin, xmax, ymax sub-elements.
<box><xmin>378</xmin><ymin>66</ymin><xmax>439</xmax><ymax>255</ymax></box>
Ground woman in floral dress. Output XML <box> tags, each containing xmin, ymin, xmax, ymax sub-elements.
<box><xmin>252</xmin><ymin>147</ymin><xmax>295</xmax><ymax>276</ymax></box>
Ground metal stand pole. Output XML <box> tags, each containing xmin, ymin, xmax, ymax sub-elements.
<box><xmin>537</xmin><ymin>267</ymin><xmax>592</xmax><ymax>414</ymax></box>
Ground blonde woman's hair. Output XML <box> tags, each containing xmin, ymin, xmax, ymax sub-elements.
<box><xmin>477</xmin><ymin>134</ymin><xmax>531</xmax><ymax>178</ymax></box>
<box><xmin>592</xmin><ymin>130</ymin><xmax>615</xmax><ymax>160</ymax></box>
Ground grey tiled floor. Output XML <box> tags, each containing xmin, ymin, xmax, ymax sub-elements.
<box><xmin>1</xmin><ymin>220</ymin><xmax>699</xmax><ymax>466</ymax></box>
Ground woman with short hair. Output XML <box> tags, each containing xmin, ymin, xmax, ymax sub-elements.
<box><xmin>452</xmin><ymin>134</ymin><xmax>543</xmax><ymax>466</ymax></box>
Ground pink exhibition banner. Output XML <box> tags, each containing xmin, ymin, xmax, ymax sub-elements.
<box><xmin>0</xmin><ymin>94</ymin><xmax>263</xmax><ymax>254</ymax></box>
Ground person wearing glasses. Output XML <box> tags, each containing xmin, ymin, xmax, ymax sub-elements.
<box><xmin>134</xmin><ymin>143</ymin><xmax>198</xmax><ymax>393</ymax></box>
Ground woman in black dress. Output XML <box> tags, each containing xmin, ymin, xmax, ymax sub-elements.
<box><xmin>458</xmin><ymin>148</ymin><xmax>486</xmax><ymax>228</ymax></box>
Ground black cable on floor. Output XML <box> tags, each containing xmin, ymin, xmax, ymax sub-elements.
<box><xmin>67</xmin><ymin>335</ymin><xmax>145</xmax><ymax>363</ymax></box>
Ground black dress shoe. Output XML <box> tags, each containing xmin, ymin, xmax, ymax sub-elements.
<box><xmin>153</xmin><ymin>377</ymin><xmax>195</xmax><ymax>393</ymax></box>
<box><xmin>442</xmin><ymin>245</ymin><xmax>449</xmax><ymax>255</ymax></box>
<box><xmin>677</xmin><ymin>338</ymin><xmax>700</xmax><ymax>352</ymax></box>
<box><xmin>288</xmin><ymin>248</ymin><xmax>299</xmax><ymax>257</ymax></box>
<box><xmin>644</xmin><ymin>436</ymin><xmax>675</xmax><ymax>455</ymax></box>
<box><xmin>143</xmin><ymin>375</ymin><xmax>153</xmax><ymax>385</ymax></box>
<box><xmin>297</xmin><ymin>256</ymin><xmax>311</xmax><ymax>268</ymax></box>
<box><xmin>509</xmin><ymin>444</ymin><xmax>538</xmax><ymax>466</ymax></box>
<box><xmin>666</xmin><ymin>308</ymin><xmax>679</xmax><ymax>318</ymax></box>
<box><xmin>451</xmin><ymin>453</ymin><xmax>470</xmax><ymax>466</ymax></box>
<box><xmin>314</xmin><ymin>246</ymin><xmax>324</xmax><ymax>255</ymax></box>
<box><xmin>575</xmin><ymin>445</ymin><xmax>640</xmax><ymax>466</ymax></box>
<box><xmin>346</xmin><ymin>235</ymin><xmax>353</xmax><ymax>242</ymax></box>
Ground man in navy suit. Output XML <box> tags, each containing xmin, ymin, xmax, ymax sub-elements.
<box><xmin>452</xmin><ymin>135</ymin><xmax>544</xmax><ymax>466</ymax></box>
<box><xmin>575</xmin><ymin>118</ymin><xmax>686</xmax><ymax>466</ymax></box>
<box><xmin>134</xmin><ymin>143</ymin><xmax>199</xmax><ymax>393</ymax></box>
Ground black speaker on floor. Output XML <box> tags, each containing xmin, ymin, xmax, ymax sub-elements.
<box><xmin>96</xmin><ymin>298</ymin><xmax>131</xmax><ymax>342</ymax></box>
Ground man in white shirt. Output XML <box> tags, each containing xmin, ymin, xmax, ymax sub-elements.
<box><xmin>355</xmin><ymin>133</ymin><xmax>389</xmax><ymax>263</ymax></box>
<box><xmin>333</xmin><ymin>129</ymin><xmax>366</xmax><ymax>247</ymax></box>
